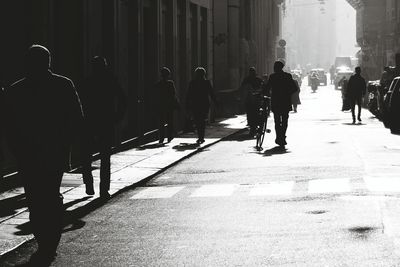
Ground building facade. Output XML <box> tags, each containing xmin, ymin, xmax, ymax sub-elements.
<box><xmin>346</xmin><ymin>0</ymin><xmax>400</xmax><ymax>80</ymax></box>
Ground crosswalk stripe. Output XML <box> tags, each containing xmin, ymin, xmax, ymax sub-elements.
<box><xmin>190</xmin><ymin>184</ymin><xmax>237</xmax><ymax>197</ymax></box>
<box><xmin>130</xmin><ymin>186</ymin><xmax>184</xmax><ymax>199</ymax></box>
<box><xmin>308</xmin><ymin>178</ymin><xmax>351</xmax><ymax>194</ymax></box>
<box><xmin>249</xmin><ymin>181</ymin><xmax>294</xmax><ymax>196</ymax></box>
<box><xmin>364</xmin><ymin>177</ymin><xmax>400</xmax><ymax>192</ymax></box>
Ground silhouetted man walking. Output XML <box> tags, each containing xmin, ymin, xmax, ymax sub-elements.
<box><xmin>80</xmin><ymin>56</ymin><xmax>126</xmax><ymax>198</ymax></box>
<box><xmin>186</xmin><ymin>67</ymin><xmax>217</xmax><ymax>144</ymax></box>
<box><xmin>4</xmin><ymin>45</ymin><xmax>84</xmax><ymax>265</ymax></box>
<box><xmin>347</xmin><ymin>67</ymin><xmax>366</xmax><ymax>124</ymax></box>
<box><xmin>263</xmin><ymin>61</ymin><xmax>297</xmax><ymax>147</ymax></box>
<box><xmin>154</xmin><ymin>67</ymin><xmax>179</xmax><ymax>144</ymax></box>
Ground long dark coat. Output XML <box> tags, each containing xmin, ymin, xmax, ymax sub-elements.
<box><xmin>4</xmin><ymin>71</ymin><xmax>84</xmax><ymax>171</ymax></box>
<box><xmin>79</xmin><ymin>70</ymin><xmax>126</xmax><ymax>131</ymax></box>
<box><xmin>154</xmin><ymin>80</ymin><xmax>179</xmax><ymax>114</ymax></box>
<box><xmin>186</xmin><ymin>79</ymin><xmax>216</xmax><ymax>117</ymax></box>
<box><xmin>263</xmin><ymin>71</ymin><xmax>297</xmax><ymax>113</ymax></box>
<box><xmin>347</xmin><ymin>74</ymin><xmax>366</xmax><ymax>100</ymax></box>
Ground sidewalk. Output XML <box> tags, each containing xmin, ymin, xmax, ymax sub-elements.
<box><xmin>0</xmin><ymin>116</ymin><xmax>247</xmax><ymax>256</ymax></box>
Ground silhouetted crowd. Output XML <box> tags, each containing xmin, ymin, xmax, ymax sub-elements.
<box><xmin>0</xmin><ymin>43</ymin><xmax>304</xmax><ymax>265</ymax></box>
<box><xmin>1</xmin><ymin>45</ymin><xmax>218</xmax><ymax>266</ymax></box>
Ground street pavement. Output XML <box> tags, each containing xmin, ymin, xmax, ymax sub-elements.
<box><xmin>2</xmin><ymin>81</ymin><xmax>400</xmax><ymax>266</ymax></box>
<box><xmin>0</xmin><ymin>115</ymin><xmax>246</xmax><ymax>263</ymax></box>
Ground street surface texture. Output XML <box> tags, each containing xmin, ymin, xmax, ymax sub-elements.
<box><xmin>3</xmin><ymin>82</ymin><xmax>400</xmax><ymax>266</ymax></box>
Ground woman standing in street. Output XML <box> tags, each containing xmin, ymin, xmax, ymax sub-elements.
<box><xmin>291</xmin><ymin>77</ymin><xmax>301</xmax><ymax>113</ymax></box>
<box><xmin>186</xmin><ymin>67</ymin><xmax>217</xmax><ymax>144</ymax></box>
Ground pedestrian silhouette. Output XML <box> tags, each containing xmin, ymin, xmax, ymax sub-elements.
<box><xmin>154</xmin><ymin>67</ymin><xmax>179</xmax><ymax>144</ymax></box>
<box><xmin>3</xmin><ymin>45</ymin><xmax>84</xmax><ymax>265</ymax></box>
<box><xmin>347</xmin><ymin>67</ymin><xmax>366</xmax><ymax>124</ymax></box>
<box><xmin>186</xmin><ymin>67</ymin><xmax>217</xmax><ymax>144</ymax></box>
<box><xmin>340</xmin><ymin>76</ymin><xmax>351</xmax><ymax>111</ymax></box>
<box><xmin>291</xmin><ymin>78</ymin><xmax>301</xmax><ymax>113</ymax></box>
<box><xmin>240</xmin><ymin>67</ymin><xmax>263</xmax><ymax>136</ymax></box>
<box><xmin>80</xmin><ymin>56</ymin><xmax>127</xmax><ymax>198</ymax></box>
<box><xmin>263</xmin><ymin>61</ymin><xmax>297</xmax><ymax>147</ymax></box>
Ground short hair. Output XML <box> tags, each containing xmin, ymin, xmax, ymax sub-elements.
<box><xmin>91</xmin><ymin>56</ymin><xmax>108</xmax><ymax>67</ymax></box>
<box><xmin>355</xmin><ymin>66</ymin><xmax>361</xmax><ymax>73</ymax></box>
<box><xmin>249</xmin><ymin>67</ymin><xmax>256</xmax><ymax>73</ymax></box>
<box><xmin>26</xmin><ymin>44</ymin><xmax>51</xmax><ymax>70</ymax></box>
<box><xmin>160</xmin><ymin>67</ymin><xmax>171</xmax><ymax>76</ymax></box>
<box><xmin>195</xmin><ymin>67</ymin><xmax>206</xmax><ymax>77</ymax></box>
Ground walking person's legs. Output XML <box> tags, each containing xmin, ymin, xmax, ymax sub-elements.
<box><xmin>82</xmin><ymin>128</ymin><xmax>94</xmax><ymax>195</ymax></box>
<box><xmin>22</xmin><ymin>168</ymin><xmax>64</xmax><ymax>264</ymax></box>
<box><xmin>281</xmin><ymin>113</ymin><xmax>289</xmax><ymax>145</ymax></box>
<box><xmin>158</xmin><ymin>115</ymin><xmax>166</xmax><ymax>143</ymax></box>
<box><xmin>350</xmin><ymin>98</ymin><xmax>356</xmax><ymax>124</ymax></box>
<box><xmin>357</xmin><ymin>97</ymin><xmax>362</xmax><ymax>122</ymax></box>
<box><xmin>193</xmin><ymin>112</ymin><xmax>206</xmax><ymax>144</ymax></box>
<box><xmin>273</xmin><ymin>113</ymin><xmax>283</xmax><ymax>146</ymax></box>
<box><xmin>99</xmin><ymin>129</ymin><xmax>113</xmax><ymax>198</ymax></box>
<box><xmin>167</xmin><ymin>111</ymin><xmax>174</xmax><ymax>142</ymax></box>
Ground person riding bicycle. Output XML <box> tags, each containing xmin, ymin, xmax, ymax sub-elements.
<box><xmin>241</xmin><ymin>67</ymin><xmax>263</xmax><ymax>136</ymax></box>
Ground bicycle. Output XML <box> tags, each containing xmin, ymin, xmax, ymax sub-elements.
<box><xmin>255</xmin><ymin>94</ymin><xmax>271</xmax><ymax>151</ymax></box>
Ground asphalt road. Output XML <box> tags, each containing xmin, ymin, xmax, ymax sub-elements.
<box><xmin>4</xmin><ymin>81</ymin><xmax>400</xmax><ymax>266</ymax></box>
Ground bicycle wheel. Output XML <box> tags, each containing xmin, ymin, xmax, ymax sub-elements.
<box><xmin>256</xmin><ymin>119</ymin><xmax>266</xmax><ymax>150</ymax></box>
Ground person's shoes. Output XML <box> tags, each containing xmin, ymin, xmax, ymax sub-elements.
<box><xmin>196</xmin><ymin>139</ymin><xmax>205</xmax><ymax>144</ymax></box>
<box><xmin>352</xmin><ymin>119</ymin><xmax>356</xmax><ymax>124</ymax></box>
<box><xmin>85</xmin><ymin>183</ymin><xmax>95</xmax><ymax>196</ymax></box>
<box><xmin>357</xmin><ymin>117</ymin><xmax>362</xmax><ymax>122</ymax></box>
<box><xmin>100</xmin><ymin>191</ymin><xmax>111</xmax><ymax>200</ymax></box>
<box><xmin>159</xmin><ymin>139</ymin><xmax>164</xmax><ymax>144</ymax></box>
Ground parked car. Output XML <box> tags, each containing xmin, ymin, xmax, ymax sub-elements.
<box><xmin>308</xmin><ymin>68</ymin><xmax>327</xmax><ymax>86</ymax></box>
<box><xmin>366</xmin><ymin>80</ymin><xmax>382</xmax><ymax>118</ymax></box>
<box><xmin>334</xmin><ymin>69</ymin><xmax>353</xmax><ymax>90</ymax></box>
<box><xmin>384</xmin><ymin>77</ymin><xmax>400</xmax><ymax>134</ymax></box>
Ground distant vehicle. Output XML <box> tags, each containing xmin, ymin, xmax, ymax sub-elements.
<box><xmin>384</xmin><ymin>77</ymin><xmax>400</xmax><ymax>134</ymax></box>
<box><xmin>308</xmin><ymin>68</ymin><xmax>327</xmax><ymax>86</ymax></box>
<box><xmin>334</xmin><ymin>69</ymin><xmax>353</xmax><ymax>90</ymax></box>
<box><xmin>334</xmin><ymin>56</ymin><xmax>352</xmax><ymax>70</ymax></box>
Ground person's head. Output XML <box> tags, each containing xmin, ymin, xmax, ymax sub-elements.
<box><xmin>160</xmin><ymin>67</ymin><xmax>171</xmax><ymax>80</ymax></box>
<box><xmin>194</xmin><ymin>67</ymin><xmax>206</xmax><ymax>80</ymax></box>
<box><xmin>355</xmin><ymin>66</ymin><xmax>361</xmax><ymax>75</ymax></box>
<box><xmin>249</xmin><ymin>67</ymin><xmax>256</xmax><ymax>77</ymax></box>
<box><xmin>91</xmin><ymin>56</ymin><xmax>108</xmax><ymax>74</ymax></box>
<box><xmin>25</xmin><ymin>45</ymin><xmax>51</xmax><ymax>76</ymax></box>
<box><xmin>384</xmin><ymin>66</ymin><xmax>390</xmax><ymax>72</ymax></box>
<box><xmin>273</xmin><ymin>61</ymin><xmax>284</xmax><ymax>73</ymax></box>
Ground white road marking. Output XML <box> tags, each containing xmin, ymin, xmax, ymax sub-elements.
<box><xmin>190</xmin><ymin>184</ymin><xmax>237</xmax><ymax>197</ymax></box>
<box><xmin>130</xmin><ymin>186</ymin><xmax>184</xmax><ymax>199</ymax></box>
<box><xmin>249</xmin><ymin>181</ymin><xmax>294</xmax><ymax>196</ymax></box>
<box><xmin>308</xmin><ymin>178</ymin><xmax>351</xmax><ymax>194</ymax></box>
<box><xmin>364</xmin><ymin>177</ymin><xmax>400</xmax><ymax>192</ymax></box>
